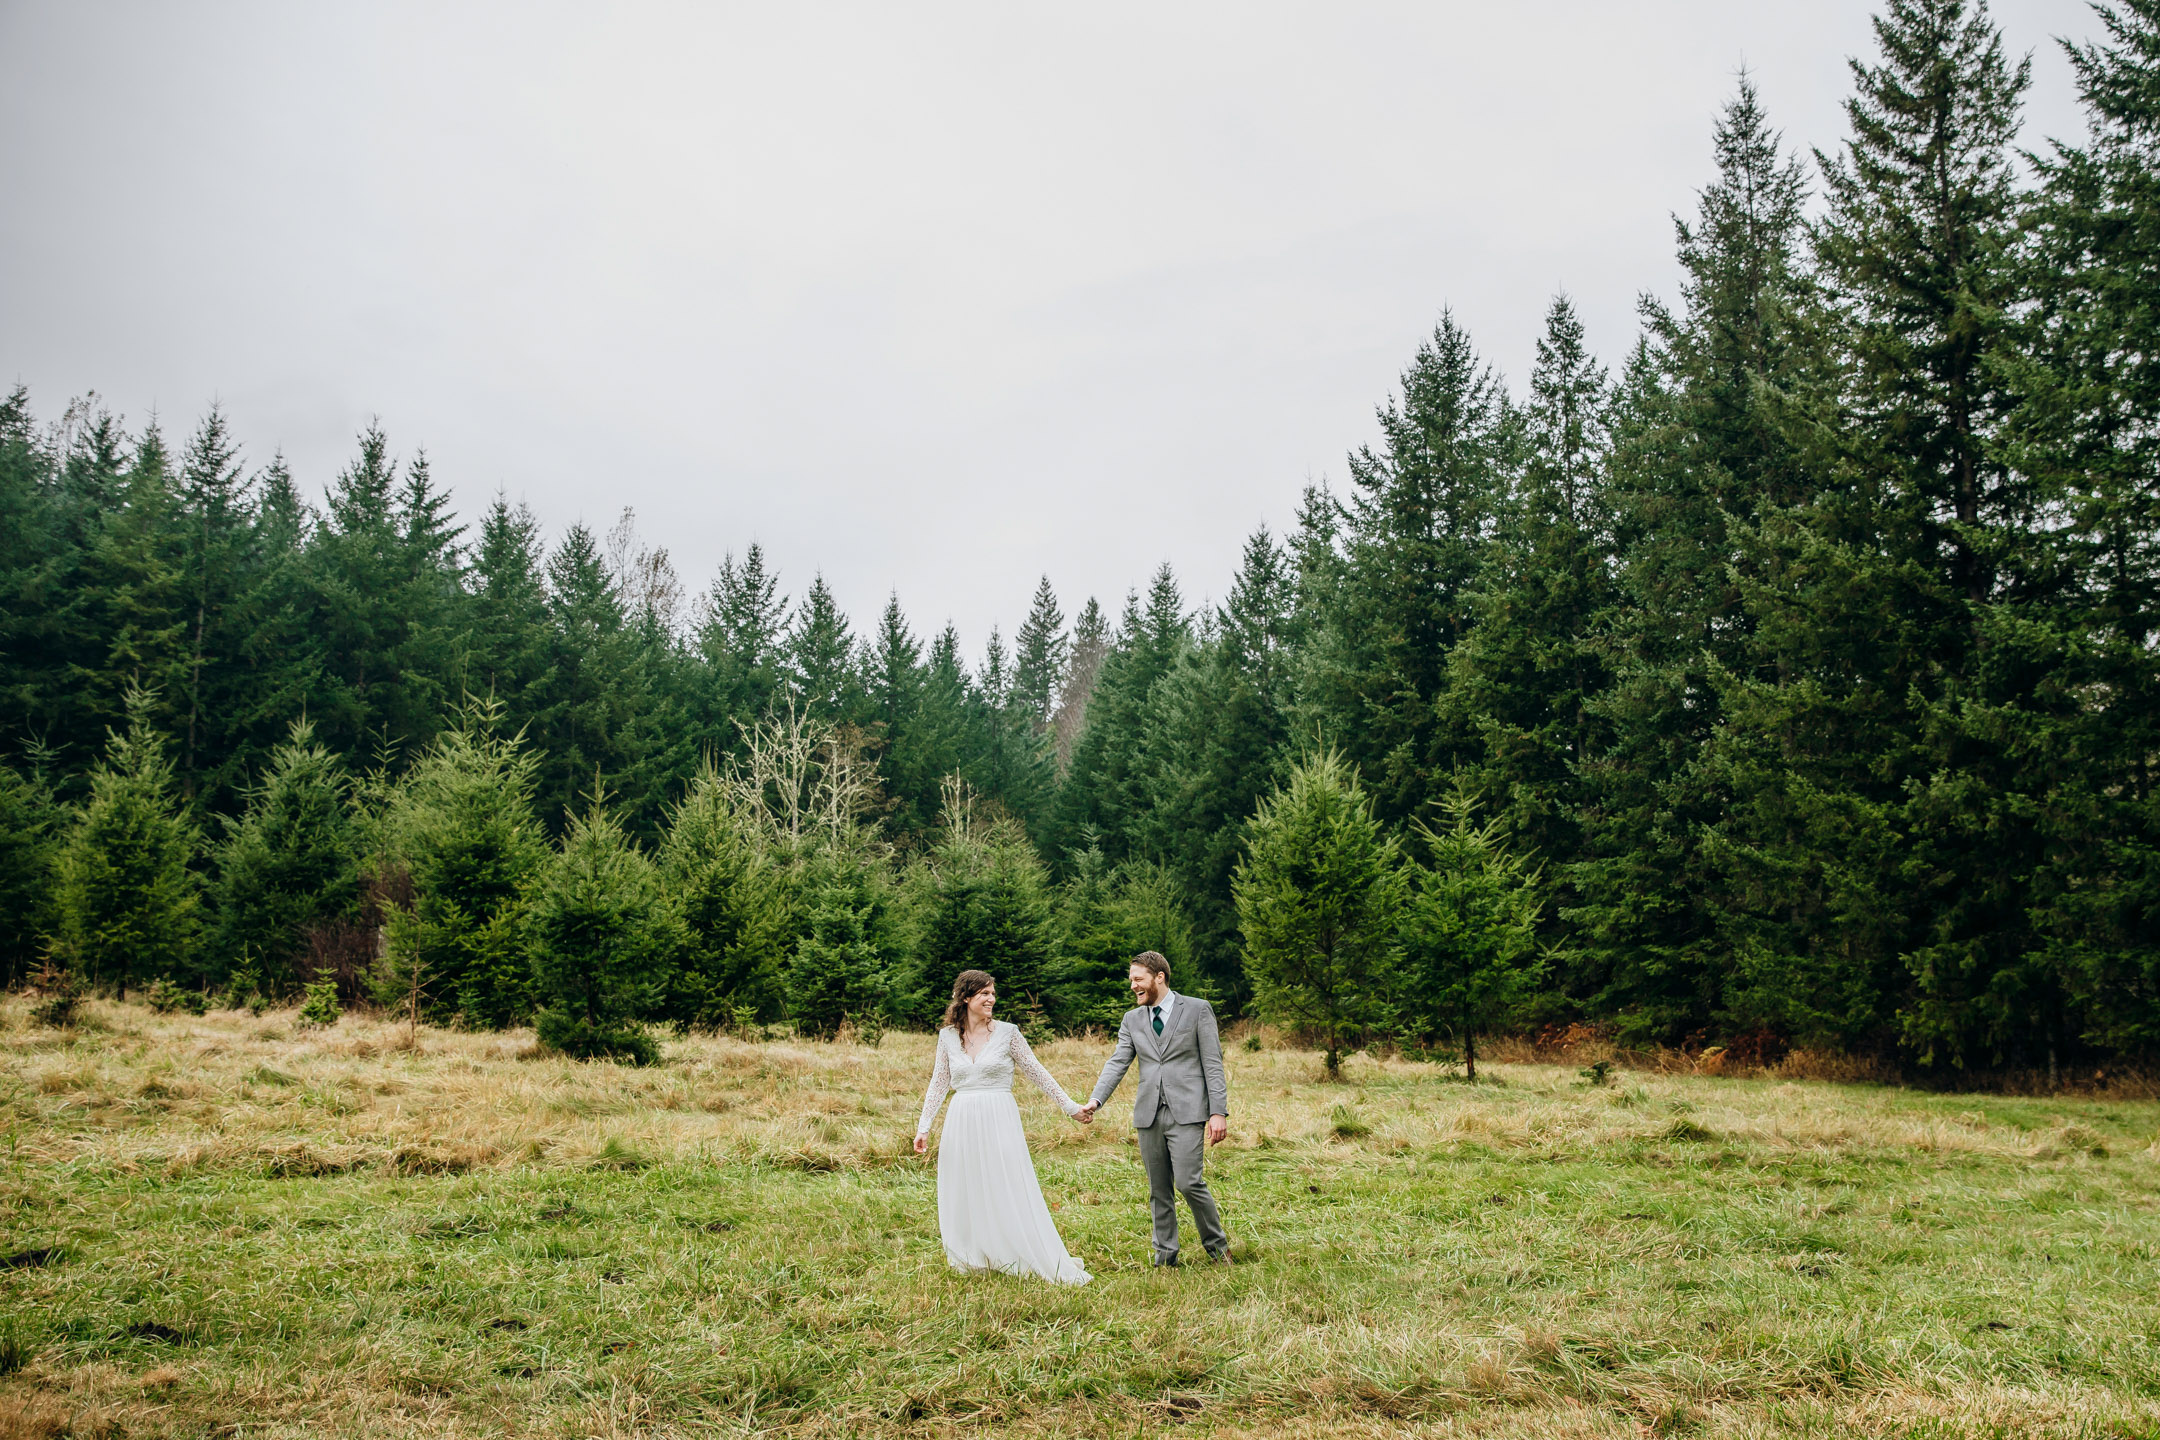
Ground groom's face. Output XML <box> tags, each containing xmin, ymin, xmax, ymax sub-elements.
<box><xmin>1128</xmin><ymin>964</ymin><xmax>1166</xmax><ymax>1006</ymax></box>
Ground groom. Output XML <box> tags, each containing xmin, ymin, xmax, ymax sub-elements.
<box><xmin>1076</xmin><ymin>951</ymin><xmax>1232</xmax><ymax>1266</ymax></box>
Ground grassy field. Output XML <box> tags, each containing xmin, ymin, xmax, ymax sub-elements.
<box><xmin>3</xmin><ymin>1000</ymin><xmax>2159</xmax><ymax>1439</ymax></box>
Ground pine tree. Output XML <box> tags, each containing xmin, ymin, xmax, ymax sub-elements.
<box><xmin>692</xmin><ymin>544</ymin><xmax>789</xmax><ymax>748</ymax></box>
<box><xmin>531</xmin><ymin>523</ymin><xmax>641</xmax><ymax>830</ymax></box>
<box><xmin>1051</xmin><ymin>852</ymin><xmax>1202</xmax><ymax>1032</ymax></box>
<box><xmin>1051</xmin><ymin>570</ymin><xmax>1191</xmax><ymax>866</ymax></box>
<box><xmin>1233</xmin><ymin>751</ymin><xmax>1405</xmax><ymax>1075</ymax></box>
<box><xmin>788</xmin><ymin>575</ymin><xmax>858</xmax><ymax>718</ymax></box>
<box><xmin>209</xmin><ymin>720</ymin><xmax>360</xmax><ymax>993</ymax></box>
<box><xmin>375</xmin><ymin>707</ymin><xmax>546</xmax><ymax>1027</ymax></box>
<box><xmin>1396</xmin><ymin>788</ymin><xmax>1546</xmax><ymax>1079</ymax></box>
<box><xmin>790</xmin><ymin>845</ymin><xmax>901</xmax><ymax>1038</ymax></box>
<box><xmin>528</xmin><ymin>799</ymin><xmax>677</xmax><ymax>1064</ymax></box>
<box><xmin>1447</xmin><ymin>294</ymin><xmax>1615</xmax><ymax>888</ymax></box>
<box><xmin>54</xmin><ymin>690</ymin><xmax>202</xmax><ymax>995</ymax></box>
<box><xmin>466</xmin><ymin>493</ymin><xmax>551</xmax><ymax>726</ymax></box>
<box><xmin>0</xmin><ymin>755</ymin><xmax>62</xmax><ymax>989</ymax></box>
<box><xmin>173</xmin><ymin>405</ymin><xmax>262</xmax><ymax>811</ymax></box>
<box><xmin>864</xmin><ymin>593</ymin><xmax>943</xmax><ymax>835</ymax></box>
<box><xmin>907</xmin><ymin>793</ymin><xmax>1057</xmax><ymax>1029</ymax></box>
<box><xmin>1811</xmin><ymin>0</ymin><xmax>2038</xmax><ymax>1066</ymax></box>
<box><xmin>1012</xmin><ymin>578</ymin><xmax>1068</xmax><ymax>728</ymax></box>
<box><xmin>659</xmin><ymin>764</ymin><xmax>794</xmax><ymax>1028</ymax></box>
<box><xmin>2001</xmin><ymin>0</ymin><xmax>2160</xmax><ymax>1059</ymax></box>
<box><xmin>1051</xmin><ymin>596</ymin><xmax>1110</xmax><ymax>773</ymax></box>
<box><xmin>1572</xmin><ymin>77</ymin><xmax>1828</xmax><ymax>1045</ymax></box>
<box><xmin>305</xmin><ymin>426</ymin><xmax>465</xmax><ymax>762</ymax></box>
<box><xmin>1310</xmin><ymin>312</ymin><xmax>1511</xmax><ymax>824</ymax></box>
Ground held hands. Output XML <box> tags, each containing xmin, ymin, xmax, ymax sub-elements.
<box><xmin>1073</xmin><ymin>1101</ymin><xmax>1098</xmax><ymax>1125</ymax></box>
<box><xmin>1206</xmin><ymin>1115</ymin><xmax>1227</xmax><ymax>1146</ymax></box>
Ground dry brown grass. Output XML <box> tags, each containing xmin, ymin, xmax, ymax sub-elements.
<box><xmin>3</xmin><ymin>997</ymin><xmax>2158</xmax><ymax>1438</ymax></box>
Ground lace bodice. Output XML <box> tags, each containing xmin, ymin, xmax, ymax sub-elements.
<box><xmin>916</xmin><ymin>1022</ymin><xmax>1081</xmax><ymax>1135</ymax></box>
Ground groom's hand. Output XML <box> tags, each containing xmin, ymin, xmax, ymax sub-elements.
<box><xmin>1206</xmin><ymin>1115</ymin><xmax>1227</xmax><ymax>1146</ymax></box>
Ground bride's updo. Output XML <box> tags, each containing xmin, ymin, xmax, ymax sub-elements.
<box><xmin>942</xmin><ymin>970</ymin><xmax>995</xmax><ymax>1032</ymax></box>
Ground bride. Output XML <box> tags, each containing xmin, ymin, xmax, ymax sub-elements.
<box><xmin>914</xmin><ymin>969</ymin><xmax>1091</xmax><ymax>1284</ymax></box>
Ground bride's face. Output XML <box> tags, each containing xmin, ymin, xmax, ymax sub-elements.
<box><xmin>968</xmin><ymin>985</ymin><xmax>996</xmax><ymax>1025</ymax></box>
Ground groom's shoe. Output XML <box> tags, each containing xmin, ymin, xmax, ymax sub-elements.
<box><xmin>1206</xmin><ymin>1248</ymin><xmax>1234</xmax><ymax>1266</ymax></box>
<box><xmin>1152</xmin><ymin>1253</ymin><xmax>1181</xmax><ymax>1268</ymax></box>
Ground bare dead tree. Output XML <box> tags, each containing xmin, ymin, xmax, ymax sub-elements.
<box><xmin>725</xmin><ymin>700</ymin><xmax>886</xmax><ymax>854</ymax></box>
<box><xmin>605</xmin><ymin>507</ymin><xmax>685</xmax><ymax>637</ymax></box>
<box><xmin>1050</xmin><ymin>627</ymin><xmax>1109</xmax><ymax>773</ymax></box>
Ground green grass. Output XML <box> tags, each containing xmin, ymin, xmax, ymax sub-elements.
<box><xmin>4</xmin><ymin>1001</ymin><xmax>2160</xmax><ymax>1437</ymax></box>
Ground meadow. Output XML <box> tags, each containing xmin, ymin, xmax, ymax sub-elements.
<box><xmin>3</xmin><ymin>1000</ymin><xmax>2158</xmax><ymax>1439</ymax></box>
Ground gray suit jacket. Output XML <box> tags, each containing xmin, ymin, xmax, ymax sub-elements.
<box><xmin>1088</xmin><ymin>992</ymin><xmax>1229</xmax><ymax>1127</ymax></box>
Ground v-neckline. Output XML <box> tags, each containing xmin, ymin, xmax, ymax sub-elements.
<box><xmin>960</xmin><ymin>1023</ymin><xmax>999</xmax><ymax>1063</ymax></box>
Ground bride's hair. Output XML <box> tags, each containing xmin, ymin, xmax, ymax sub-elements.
<box><xmin>942</xmin><ymin>970</ymin><xmax>996</xmax><ymax>1032</ymax></box>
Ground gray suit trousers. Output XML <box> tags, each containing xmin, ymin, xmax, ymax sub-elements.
<box><xmin>1136</xmin><ymin>1103</ymin><xmax>1227</xmax><ymax>1262</ymax></box>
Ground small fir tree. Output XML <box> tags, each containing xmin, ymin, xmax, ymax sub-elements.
<box><xmin>1233</xmin><ymin>751</ymin><xmax>1406</xmax><ymax>1076</ymax></box>
<box><xmin>1396</xmin><ymin>787</ymin><xmax>1547</xmax><ymax>1079</ymax></box>
<box><xmin>210</xmin><ymin>719</ymin><xmax>361</xmax><ymax>993</ymax></box>
<box><xmin>528</xmin><ymin>800</ymin><xmax>678</xmax><ymax>1064</ymax></box>
<box><xmin>789</xmin><ymin>846</ymin><xmax>899</xmax><ymax>1039</ymax></box>
<box><xmin>374</xmin><ymin>706</ymin><xmax>546</xmax><ymax>1027</ymax></box>
<box><xmin>1051</xmin><ymin>850</ymin><xmax>1201</xmax><ymax>1032</ymax></box>
<box><xmin>659</xmin><ymin>764</ymin><xmax>794</xmax><ymax>1030</ymax></box>
<box><xmin>0</xmin><ymin>757</ymin><xmax>62</xmax><ymax>990</ymax></box>
<box><xmin>54</xmin><ymin>690</ymin><xmax>202</xmax><ymax>997</ymax></box>
<box><xmin>906</xmin><ymin>785</ymin><xmax>1057</xmax><ymax>1029</ymax></box>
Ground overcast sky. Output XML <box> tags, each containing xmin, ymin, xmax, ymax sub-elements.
<box><xmin>0</xmin><ymin>0</ymin><xmax>2103</xmax><ymax>657</ymax></box>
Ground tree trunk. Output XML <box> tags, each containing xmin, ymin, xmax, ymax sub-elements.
<box><xmin>1465</xmin><ymin>1029</ymin><xmax>1477</xmax><ymax>1082</ymax></box>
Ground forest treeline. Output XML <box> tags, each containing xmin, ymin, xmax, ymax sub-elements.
<box><xmin>4</xmin><ymin>0</ymin><xmax>2158</xmax><ymax>1073</ymax></box>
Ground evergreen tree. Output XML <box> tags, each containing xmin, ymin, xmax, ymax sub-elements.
<box><xmin>864</xmin><ymin>593</ymin><xmax>945</xmax><ymax>835</ymax></box>
<box><xmin>531</xmin><ymin>523</ymin><xmax>644</xmax><ymax>830</ymax></box>
<box><xmin>1396</xmin><ymin>788</ymin><xmax>1547</xmax><ymax>1079</ymax></box>
<box><xmin>907</xmin><ymin>794</ymin><xmax>1058</xmax><ymax>1029</ymax></box>
<box><xmin>692</xmin><ymin>543</ymin><xmax>789</xmax><ymax>748</ymax></box>
<box><xmin>1012</xmin><ymin>578</ymin><xmax>1069</xmax><ymax>727</ymax></box>
<box><xmin>2016</xmin><ymin>0</ymin><xmax>2160</xmax><ymax>1057</ymax></box>
<box><xmin>305</xmin><ymin>426</ymin><xmax>465</xmax><ymax>761</ymax></box>
<box><xmin>1448</xmin><ymin>294</ymin><xmax>1616</xmax><ymax>888</ymax></box>
<box><xmin>1233</xmin><ymin>751</ymin><xmax>1405</xmax><ymax>1075</ymax></box>
<box><xmin>1572</xmin><ymin>76</ymin><xmax>1828</xmax><ymax>1044</ymax></box>
<box><xmin>790</xmin><ymin>845</ymin><xmax>902</xmax><ymax>1038</ymax></box>
<box><xmin>1051</xmin><ymin>595</ymin><xmax>1110</xmax><ymax>773</ymax></box>
<box><xmin>1051</xmin><ymin>569</ymin><xmax>1190</xmax><ymax>865</ymax></box>
<box><xmin>174</xmin><ymin>405</ymin><xmax>262</xmax><ymax>811</ymax></box>
<box><xmin>375</xmin><ymin>708</ymin><xmax>546</xmax><ymax>1027</ymax></box>
<box><xmin>53</xmin><ymin>690</ymin><xmax>202</xmax><ymax>995</ymax></box>
<box><xmin>659</xmin><ymin>764</ymin><xmax>794</xmax><ymax>1028</ymax></box>
<box><xmin>465</xmin><ymin>493</ymin><xmax>551</xmax><ymax>726</ymax></box>
<box><xmin>0</xmin><ymin>755</ymin><xmax>62</xmax><ymax>988</ymax></box>
<box><xmin>788</xmin><ymin>575</ymin><xmax>858</xmax><ymax>718</ymax></box>
<box><xmin>1309</xmin><ymin>312</ymin><xmax>1511</xmax><ymax>823</ymax></box>
<box><xmin>209</xmin><ymin>720</ymin><xmax>360</xmax><ymax>993</ymax></box>
<box><xmin>528</xmin><ymin>799</ymin><xmax>677</xmax><ymax>1064</ymax></box>
<box><xmin>1811</xmin><ymin>0</ymin><xmax>2037</xmax><ymax>1066</ymax></box>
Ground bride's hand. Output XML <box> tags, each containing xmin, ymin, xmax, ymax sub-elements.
<box><xmin>913</xmin><ymin>1132</ymin><xmax>928</xmax><ymax>1155</ymax></box>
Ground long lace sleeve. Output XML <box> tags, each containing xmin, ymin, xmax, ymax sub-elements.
<box><xmin>1009</xmin><ymin>1025</ymin><xmax>1081</xmax><ymax>1116</ymax></box>
<box><xmin>916</xmin><ymin>1031</ymin><xmax>953</xmax><ymax>1137</ymax></box>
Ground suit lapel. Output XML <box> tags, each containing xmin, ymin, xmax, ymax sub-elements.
<box><xmin>1164</xmin><ymin>993</ymin><xmax>1197</xmax><ymax>1055</ymax></box>
<box><xmin>1134</xmin><ymin>1005</ymin><xmax>1163</xmax><ymax>1061</ymax></box>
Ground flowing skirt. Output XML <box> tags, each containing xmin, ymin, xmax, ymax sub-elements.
<box><xmin>936</xmin><ymin>1090</ymin><xmax>1090</xmax><ymax>1285</ymax></box>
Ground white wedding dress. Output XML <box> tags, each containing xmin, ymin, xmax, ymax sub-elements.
<box><xmin>916</xmin><ymin>1021</ymin><xmax>1091</xmax><ymax>1285</ymax></box>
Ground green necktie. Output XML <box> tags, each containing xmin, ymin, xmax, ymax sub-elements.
<box><xmin>1152</xmin><ymin>1005</ymin><xmax>1163</xmax><ymax>1036</ymax></box>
